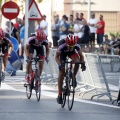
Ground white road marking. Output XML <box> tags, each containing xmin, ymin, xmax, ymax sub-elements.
<box><xmin>0</xmin><ymin>83</ymin><xmax>120</xmax><ymax>109</ymax></box>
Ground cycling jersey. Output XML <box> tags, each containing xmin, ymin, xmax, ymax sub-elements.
<box><xmin>27</xmin><ymin>34</ymin><xmax>48</xmax><ymax>59</ymax></box>
<box><xmin>0</xmin><ymin>37</ymin><xmax>12</xmax><ymax>56</ymax></box>
<box><xmin>57</xmin><ymin>39</ymin><xmax>81</xmax><ymax>62</ymax></box>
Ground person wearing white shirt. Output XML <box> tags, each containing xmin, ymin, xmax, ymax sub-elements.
<box><xmin>40</xmin><ymin>15</ymin><xmax>48</xmax><ymax>38</ymax></box>
<box><xmin>88</xmin><ymin>12</ymin><xmax>98</xmax><ymax>49</ymax></box>
<box><xmin>73</xmin><ymin>18</ymin><xmax>83</xmax><ymax>44</ymax></box>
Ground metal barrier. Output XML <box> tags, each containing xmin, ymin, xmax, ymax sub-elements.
<box><xmin>42</xmin><ymin>48</ymin><xmax>58</xmax><ymax>84</ymax></box>
<box><xmin>76</xmin><ymin>53</ymin><xmax>113</xmax><ymax>101</ymax></box>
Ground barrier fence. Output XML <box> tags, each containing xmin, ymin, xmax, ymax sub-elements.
<box><xmin>5</xmin><ymin>48</ymin><xmax>120</xmax><ymax>102</ymax></box>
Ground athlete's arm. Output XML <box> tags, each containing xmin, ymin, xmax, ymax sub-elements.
<box><xmin>78</xmin><ymin>49</ymin><xmax>84</xmax><ymax>62</ymax></box>
<box><xmin>8</xmin><ymin>41</ymin><xmax>13</xmax><ymax>55</ymax></box>
<box><xmin>45</xmin><ymin>44</ymin><xmax>49</xmax><ymax>58</ymax></box>
<box><xmin>55</xmin><ymin>52</ymin><xmax>61</xmax><ymax>65</ymax></box>
<box><xmin>25</xmin><ymin>44</ymin><xmax>30</xmax><ymax>57</ymax></box>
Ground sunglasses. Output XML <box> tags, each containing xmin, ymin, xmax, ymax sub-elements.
<box><xmin>67</xmin><ymin>45</ymin><xmax>75</xmax><ymax>48</ymax></box>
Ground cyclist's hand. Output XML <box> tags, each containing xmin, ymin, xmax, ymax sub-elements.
<box><xmin>45</xmin><ymin>56</ymin><xmax>49</xmax><ymax>63</ymax></box>
<box><xmin>26</xmin><ymin>56</ymin><xmax>29</xmax><ymax>62</ymax></box>
<box><xmin>58</xmin><ymin>63</ymin><xmax>64</xmax><ymax>71</ymax></box>
<box><xmin>81</xmin><ymin>62</ymin><xmax>86</xmax><ymax>71</ymax></box>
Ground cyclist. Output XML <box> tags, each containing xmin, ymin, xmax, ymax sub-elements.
<box><xmin>25</xmin><ymin>28</ymin><xmax>49</xmax><ymax>84</ymax></box>
<box><xmin>0</xmin><ymin>28</ymin><xmax>13</xmax><ymax>80</ymax></box>
<box><xmin>55</xmin><ymin>34</ymin><xmax>86</xmax><ymax>104</ymax></box>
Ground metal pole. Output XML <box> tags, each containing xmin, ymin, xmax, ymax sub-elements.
<box><xmin>24</xmin><ymin>0</ymin><xmax>29</xmax><ymax>64</ymax></box>
<box><xmin>88</xmin><ymin>0</ymin><xmax>91</xmax><ymax>21</ymax></box>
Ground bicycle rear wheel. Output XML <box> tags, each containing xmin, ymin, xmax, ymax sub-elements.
<box><xmin>67</xmin><ymin>71</ymin><xmax>75</xmax><ymax>110</ymax></box>
<box><xmin>61</xmin><ymin>86</ymin><xmax>66</xmax><ymax>108</ymax></box>
<box><xmin>25</xmin><ymin>79</ymin><xmax>33</xmax><ymax>99</ymax></box>
<box><xmin>35</xmin><ymin>80</ymin><xmax>41</xmax><ymax>101</ymax></box>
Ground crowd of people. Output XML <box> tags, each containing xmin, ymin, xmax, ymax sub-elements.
<box><xmin>51</xmin><ymin>12</ymin><xmax>120</xmax><ymax>55</ymax></box>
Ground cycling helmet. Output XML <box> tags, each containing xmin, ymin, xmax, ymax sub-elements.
<box><xmin>35</xmin><ymin>28</ymin><xmax>46</xmax><ymax>41</ymax></box>
<box><xmin>66</xmin><ymin>34</ymin><xmax>78</xmax><ymax>46</ymax></box>
<box><xmin>0</xmin><ymin>28</ymin><xmax>5</xmax><ymax>40</ymax></box>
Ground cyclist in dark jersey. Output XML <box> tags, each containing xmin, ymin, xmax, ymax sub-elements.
<box><xmin>55</xmin><ymin>34</ymin><xmax>86</xmax><ymax>104</ymax></box>
<box><xmin>0</xmin><ymin>28</ymin><xmax>13</xmax><ymax>80</ymax></box>
<box><xmin>25</xmin><ymin>28</ymin><xmax>49</xmax><ymax>84</ymax></box>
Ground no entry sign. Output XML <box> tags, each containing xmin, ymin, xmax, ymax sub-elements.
<box><xmin>1</xmin><ymin>1</ymin><xmax>20</xmax><ymax>20</ymax></box>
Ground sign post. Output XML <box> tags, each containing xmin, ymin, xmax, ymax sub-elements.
<box><xmin>1</xmin><ymin>1</ymin><xmax>20</xmax><ymax>35</ymax></box>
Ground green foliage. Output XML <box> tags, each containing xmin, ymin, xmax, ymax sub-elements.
<box><xmin>0</xmin><ymin>0</ymin><xmax>2</xmax><ymax>8</ymax></box>
<box><xmin>109</xmin><ymin>32</ymin><xmax>120</xmax><ymax>38</ymax></box>
<box><xmin>37</xmin><ymin>0</ymin><xmax>43</xmax><ymax>3</ymax></box>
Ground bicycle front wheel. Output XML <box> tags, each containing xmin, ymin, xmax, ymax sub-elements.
<box><xmin>61</xmin><ymin>86</ymin><xmax>66</xmax><ymax>108</ymax></box>
<box><xmin>35</xmin><ymin>80</ymin><xmax>41</xmax><ymax>101</ymax></box>
<box><xmin>25</xmin><ymin>78</ymin><xmax>33</xmax><ymax>99</ymax></box>
<box><xmin>67</xmin><ymin>71</ymin><xmax>75</xmax><ymax>110</ymax></box>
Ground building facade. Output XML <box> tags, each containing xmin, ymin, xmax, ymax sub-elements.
<box><xmin>51</xmin><ymin>0</ymin><xmax>120</xmax><ymax>34</ymax></box>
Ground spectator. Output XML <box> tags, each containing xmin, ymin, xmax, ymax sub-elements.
<box><xmin>73</xmin><ymin>18</ymin><xmax>83</xmax><ymax>44</ymax></box>
<box><xmin>40</xmin><ymin>15</ymin><xmax>48</xmax><ymax>38</ymax></box>
<box><xmin>69</xmin><ymin>14</ymin><xmax>74</xmax><ymax>21</ymax></box>
<box><xmin>80</xmin><ymin>20</ymin><xmax>90</xmax><ymax>51</ymax></box>
<box><xmin>59</xmin><ymin>15</ymin><xmax>69</xmax><ymax>39</ymax></box>
<box><xmin>3</xmin><ymin>21</ymin><xmax>10</xmax><ymax>39</ymax></box>
<box><xmin>18</xmin><ymin>18</ymin><xmax>23</xmax><ymax>31</ymax></box>
<box><xmin>96</xmin><ymin>15</ymin><xmax>105</xmax><ymax>46</ymax></box>
<box><xmin>51</xmin><ymin>18</ymin><xmax>60</xmax><ymax>48</ymax></box>
<box><xmin>74</xmin><ymin>12</ymin><xmax>80</xmax><ymax>24</ymax></box>
<box><xmin>14</xmin><ymin>18</ymin><xmax>19</xmax><ymax>29</ymax></box>
<box><xmin>35</xmin><ymin>20</ymin><xmax>41</xmax><ymax>30</ymax></box>
<box><xmin>10</xmin><ymin>22</ymin><xmax>20</xmax><ymax>44</ymax></box>
<box><xmin>110</xmin><ymin>35</ymin><xmax>120</xmax><ymax>55</ymax></box>
<box><xmin>99</xmin><ymin>34</ymin><xmax>111</xmax><ymax>54</ymax></box>
<box><xmin>59</xmin><ymin>15</ymin><xmax>68</xmax><ymax>26</ymax></box>
<box><xmin>80</xmin><ymin>13</ymin><xmax>85</xmax><ymax>21</ymax></box>
<box><xmin>56</xmin><ymin>14</ymin><xmax>61</xmax><ymax>25</ymax></box>
<box><xmin>68</xmin><ymin>19</ymin><xmax>74</xmax><ymax>34</ymax></box>
<box><xmin>88</xmin><ymin>12</ymin><xmax>98</xmax><ymax>49</ymax></box>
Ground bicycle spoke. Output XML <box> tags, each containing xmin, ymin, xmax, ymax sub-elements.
<box><xmin>36</xmin><ymin>80</ymin><xmax>41</xmax><ymax>101</ymax></box>
<box><xmin>68</xmin><ymin>72</ymin><xmax>75</xmax><ymax>110</ymax></box>
<box><xmin>26</xmin><ymin>84</ymin><xmax>32</xmax><ymax>99</ymax></box>
<box><xmin>61</xmin><ymin>86</ymin><xmax>66</xmax><ymax>108</ymax></box>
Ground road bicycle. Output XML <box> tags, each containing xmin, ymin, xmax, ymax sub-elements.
<box><xmin>24</xmin><ymin>56</ymin><xmax>43</xmax><ymax>101</ymax></box>
<box><xmin>61</xmin><ymin>58</ymin><xmax>84</xmax><ymax>110</ymax></box>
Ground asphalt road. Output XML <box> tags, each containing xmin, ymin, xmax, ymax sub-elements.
<box><xmin>0</xmin><ymin>75</ymin><xmax>120</xmax><ymax>120</ymax></box>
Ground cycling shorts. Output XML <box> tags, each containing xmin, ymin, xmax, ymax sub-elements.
<box><xmin>28</xmin><ymin>45</ymin><xmax>45</xmax><ymax>60</ymax></box>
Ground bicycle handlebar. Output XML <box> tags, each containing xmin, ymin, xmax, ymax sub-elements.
<box><xmin>63</xmin><ymin>61</ymin><xmax>85</xmax><ymax>64</ymax></box>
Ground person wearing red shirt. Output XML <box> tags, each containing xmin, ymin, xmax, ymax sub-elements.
<box><xmin>96</xmin><ymin>15</ymin><xmax>105</xmax><ymax>46</ymax></box>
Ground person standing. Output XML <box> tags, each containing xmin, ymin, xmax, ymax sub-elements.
<box><xmin>59</xmin><ymin>15</ymin><xmax>69</xmax><ymax>40</ymax></box>
<box><xmin>51</xmin><ymin>18</ymin><xmax>60</xmax><ymax>48</ymax></box>
<box><xmin>88</xmin><ymin>12</ymin><xmax>98</xmax><ymax>49</ymax></box>
<box><xmin>96</xmin><ymin>15</ymin><xmax>105</xmax><ymax>46</ymax></box>
<box><xmin>40</xmin><ymin>15</ymin><xmax>48</xmax><ymax>39</ymax></box>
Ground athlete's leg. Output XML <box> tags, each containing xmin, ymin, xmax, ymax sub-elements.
<box><xmin>26</xmin><ymin>53</ymin><xmax>33</xmax><ymax>74</ymax></box>
<box><xmin>58</xmin><ymin>68</ymin><xmax>65</xmax><ymax>95</ymax></box>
